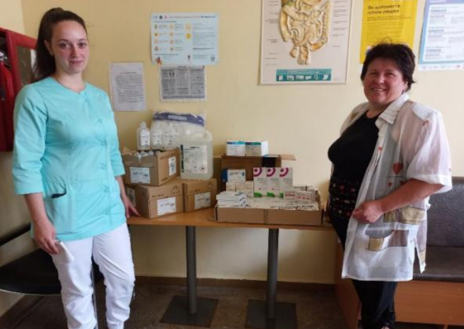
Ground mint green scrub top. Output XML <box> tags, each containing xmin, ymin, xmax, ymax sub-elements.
<box><xmin>12</xmin><ymin>77</ymin><xmax>126</xmax><ymax>241</ymax></box>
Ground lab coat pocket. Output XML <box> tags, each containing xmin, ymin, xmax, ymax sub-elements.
<box><xmin>366</xmin><ymin>229</ymin><xmax>409</xmax><ymax>251</ymax></box>
<box><xmin>359</xmin><ymin>229</ymin><xmax>413</xmax><ymax>270</ymax></box>
<box><xmin>400</xmin><ymin>207</ymin><xmax>425</xmax><ymax>225</ymax></box>
<box><xmin>43</xmin><ymin>181</ymin><xmax>74</xmax><ymax>234</ymax></box>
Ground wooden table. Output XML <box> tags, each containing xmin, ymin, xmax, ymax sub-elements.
<box><xmin>128</xmin><ymin>208</ymin><xmax>333</xmax><ymax>329</ymax></box>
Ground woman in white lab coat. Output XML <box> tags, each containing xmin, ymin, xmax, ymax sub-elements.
<box><xmin>327</xmin><ymin>43</ymin><xmax>452</xmax><ymax>329</ymax></box>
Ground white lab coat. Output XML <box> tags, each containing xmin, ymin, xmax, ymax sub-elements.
<box><xmin>341</xmin><ymin>93</ymin><xmax>452</xmax><ymax>281</ymax></box>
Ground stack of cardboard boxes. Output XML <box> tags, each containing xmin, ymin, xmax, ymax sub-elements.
<box><xmin>122</xmin><ymin>149</ymin><xmax>217</xmax><ymax>219</ymax></box>
<box><xmin>217</xmin><ymin>151</ymin><xmax>323</xmax><ymax>226</ymax></box>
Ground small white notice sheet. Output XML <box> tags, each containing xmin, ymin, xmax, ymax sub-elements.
<box><xmin>160</xmin><ymin>66</ymin><xmax>206</xmax><ymax>101</ymax></box>
<box><xmin>110</xmin><ymin>62</ymin><xmax>146</xmax><ymax>111</ymax></box>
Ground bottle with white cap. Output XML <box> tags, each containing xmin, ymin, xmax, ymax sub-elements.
<box><xmin>137</xmin><ymin>121</ymin><xmax>150</xmax><ymax>151</ymax></box>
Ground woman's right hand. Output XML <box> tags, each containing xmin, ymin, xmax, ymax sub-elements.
<box><xmin>34</xmin><ymin>218</ymin><xmax>59</xmax><ymax>254</ymax></box>
<box><xmin>24</xmin><ymin>193</ymin><xmax>60</xmax><ymax>255</ymax></box>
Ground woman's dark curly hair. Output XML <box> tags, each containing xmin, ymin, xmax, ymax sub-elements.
<box><xmin>361</xmin><ymin>43</ymin><xmax>416</xmax><ymax>91</ymax></box>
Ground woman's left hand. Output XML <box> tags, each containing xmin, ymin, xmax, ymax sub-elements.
<box><xmin>115</xmin><ymin>176</ymin><xmax>140</xmax><ymax>218</ymax></box>
<box><xmin>121</xmin><ymin>194</ymin><xmax>140</xmax><ymax>218</ymax></box>
<box><xmin>352</xmin><ymin>200</ymin><xmax>384</xmax><ymax>223</ymax></box>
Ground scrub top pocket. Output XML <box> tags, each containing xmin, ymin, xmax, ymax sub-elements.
<box><xmin>43</xmin><ymin>181</ymin><xmax>74</xmax><ymax>234</ymax></box>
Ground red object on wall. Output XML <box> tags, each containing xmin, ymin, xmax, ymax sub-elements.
<box><xmin>0</xmin><ymin>27</ymin><xmax>36</xmax><ymax>152</ymax></box>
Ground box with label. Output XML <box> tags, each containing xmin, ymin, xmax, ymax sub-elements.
<box><xmin>226</xmin><ymin>140</ymin><xmax>246</xmax><ymax>156</ymax></box>
<box><xmin>183</xmin><ymin>178</ymin><xmax>217</xmax><ymax>212</ymax></box>
<box><xmin>245</xmin><ymin>141</ymin><xmax>269</xmax><ymax>156</ymax></box>
<box><xmin>220</xmin><ymin>154</ymin><xmax>295</xmax><ymax>191</ymax></box>
<box><xmin>221</xmin><ymin>169</ymin><xmax>246</xmax><ymax>187</ymax></box>
<box><xmin>123</xmin><ymin>149</ymin><xmax>180</xmax><ymax>186</ymax></box>
<box><xmin>279</xmin><ymin>168</ymin><xmax>293</xmax><ymax>197</ymax></box>
<box><xmin>226</xmin><ymin>181</ymin><xmax>254</xmax><ymax>198</ymax></box>
<box><xmin>253</xmin><ymin>167</ymin><xmax>267</xmax><ymax>197</ymax></box>
<box><xmin>226</xmin><ymin>182</ymin><xmax>236</xmax><ymax>191</ymax></box>
<box><xmin>244</xmin><ymin>181</ymin><xmax>254</xmax><ymax>198</ymax></box>
<box><xmin>266</xmin><ymin>168</ymin><xmax>280</xmax><ymax>197</ymax></box>
<box><xmin>135</xmin><ymin>180</ymin><xmax>183</xmax><ymax>219</ymax></box>
<box><xmin>215</xmin><ymin>193</ymin><xmax>323</xmax><ymax>226</ymax></box>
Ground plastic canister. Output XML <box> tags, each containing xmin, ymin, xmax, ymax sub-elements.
<box><xmin>137</xmin><ymin>121</ymin><xmax>150</xmax><ymax>151</ymax></box>
<box><xmin>180</xmin><ymin>130</ymin><xmax>213</xmax><ymax>180</ymax></box>
<box><xmin>150</xmin><ymin>120</ymin><xmax>163</xmax><ymax>150</ymax></box>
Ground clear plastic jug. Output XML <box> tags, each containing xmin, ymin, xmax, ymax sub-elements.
<box><xmin>180</xmin><ymin>130</ymin><xmax>213</xmax><ymax>180</ymax></box>
<box><xmin>137</xmin><ymin>121</ymin><xmax>150</xmax><ymax>151</ymax></box>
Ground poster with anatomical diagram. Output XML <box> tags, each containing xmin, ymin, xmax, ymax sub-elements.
<box><xmin>260</xmin><ymin>0</ymin><xmax>352</xmax><ymax>84</ymax></box>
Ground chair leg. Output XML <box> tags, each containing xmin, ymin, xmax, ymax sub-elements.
<box><xmin>91</xmin><ymin>267</ymin><xmax>99</xmax><ymax>329</ymax></box>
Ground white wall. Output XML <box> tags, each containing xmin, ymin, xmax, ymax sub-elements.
<box><xmin>19</xmin><ymin>0</ymin><xmax>464</xmax><ymax>286</ymax></box>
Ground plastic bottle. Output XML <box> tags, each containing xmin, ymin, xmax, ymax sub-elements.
<box><xmin>137</xmin><ymin>121</ymin><xmax>150</xmax><ymax>151</ymax></box>
<box><xmin>180</xmin><ymin>130</ymin><xmax>213</xmax><ymax>180</ymax></box>
<box><xmin>163</xmin><ymin>121</ymin><xmax>179</xmax><ymax>149</ymax></box>
<box><xmin>150</xmin><ymin>120</ymin><xmax>164</xmax><ymax>150</ymax></box>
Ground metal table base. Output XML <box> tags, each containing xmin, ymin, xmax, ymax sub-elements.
<box><xmin>246</xmin><ymin>300</ymin><xmax>297</xmax><ymax>329</ymax></box>
<box><xmin>160</xmin><ymin>226</ymin><xmax>218</xmax><ymax>327</ymax></box>
<box><xmin>161</xmin><ymin>295</ymin><xmax>218</xmax><ymax>327</ymax></box>
<box><xmin>246</xmin><ymin>229</ymin><xmax>297</xmax><ymax>329</ymax></box>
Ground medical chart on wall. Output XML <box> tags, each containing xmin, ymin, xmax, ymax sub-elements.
<box><xmin>359</xmin><ymin>0</ymin><xmax>418</xmax><ymax>63</ymax></box>
<box><xmin>109</xmin><ymin>63</ymin><xmax>146</xmax><ymax>112</ymax></box>
<box><xmin>260</xmin><ymin>0</ymin><xmax>352</xmax><ymax>84</ymax></box>
<box><xmin>419</xmin><ymin>0</ymin><xmax>464</xmax><ymax>71</ymax></box>
<box><xmin>159</xmin><ymin>66</ymin><xmax>206</xmax><ymax>102</ymax></box>
<box><xmin>151</xmin><ymin>13</ymin><xmax>218</xmax><ymax>66</ymax></box>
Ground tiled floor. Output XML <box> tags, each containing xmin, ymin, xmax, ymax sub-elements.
<box><xmin>1</xmin><ymin>281</ymin><xmax>462</xmax><ymax>329</ymax></box>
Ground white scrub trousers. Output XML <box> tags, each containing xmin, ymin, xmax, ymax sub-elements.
<box><xmin>52</xmin><ymin>224</ymin><xmax>135</xmax><ymax>329</ymax></box>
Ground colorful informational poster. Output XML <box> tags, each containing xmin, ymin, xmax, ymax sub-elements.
<box><xmin>260</xmin><ymin>0</ymin><xmax>352</xmax><ymax>84</ymax></box>
<box><xmin>151</xmin><ymin>13</ymin><xmax>218</xmax><ymax>66</ymax></box>
<box><xmin>359</xmin><ymin>0</ymin><xmax>418</xmax><ymax>63</ymax></box>
<box><xmin>419</xmin><ymin>0</ymin><xmax>464</xmax><ymax>71</ymax></box>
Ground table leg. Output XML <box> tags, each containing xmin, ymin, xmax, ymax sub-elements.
<box><xmin>160</xmin><ymin>226</ymin><xmax>218</xmax><ymax>327</ymax></box>
<box><xmin>246</xmin><ymin>229</ymin><xmax>297</xmax><ymax>329</ymax></box>
<box><xmin>266</xmin><ymin>228</ymin><xmax>279</xmax><ymax>318</ymax></box>
<box><xmin>187</xmin><ymin>225</ymin><xmax>198</xmax><ymax>313</ymax></box>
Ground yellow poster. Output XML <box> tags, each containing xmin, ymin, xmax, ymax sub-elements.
<box><xmin>360</xmin><ymin>0</ymin><xmax>418</xmax><ymax>63</ymax></box>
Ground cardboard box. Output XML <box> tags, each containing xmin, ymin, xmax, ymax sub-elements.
<box><xmin>123</xmin><ymin>149</ymin><xmax>180</xmax><ymax>186</ymax></box>
<box><xmin>182</xmin><ymin>178</ymin><xmax>217</xmax><ymax>212</ymax></box>
<box><xmin>245</xmin><ymin>141</ymin><xmax>269</xmax><ymax>156</ymax></box>
<box><xmin>244</xmin><ymin>181</ymin><xmax>254</xmax><ymax>198</ymax></box>
<box><xmin>220</xmin><ymin>154</ymin><xmax>295</xmax><ymax>191</ymax></box>
<box><xmin>215</xmin><ymin>194</ymin><xmax>322</xmax><ymax>226</ymax></box>
<box><xmin>226</xmin><ymin>140</ymin><xmax>246</xmax><ymax>156</ymax></box>
<box><xmin>253</xmin><ymin>167</ymin><xmax>267</xmax><ymax>197</ymax></box>
<box><xmin>135</xmin><ymin>180</ymin><xmax>184</xmax><ymax>219</ymax></box>
<box><xmin>266</xmin><ymin>168</ymin><xmax>280</xmax><ymax>197</ymax></box>
<box><xmin>225</xmin><ymin>181</ymin><xmax>253</xmax><ymax>198</ymax></box>
<box><xmin>222</xmin><ymin>169</ymin><xmax>246</xmax><ymax>184</ymax></box>
<box><xmin>279</xmin><ymin>168</ymin><xmax>293</xmax><ymax>197</ymax></box>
